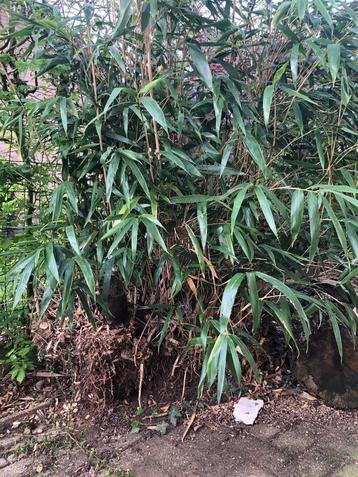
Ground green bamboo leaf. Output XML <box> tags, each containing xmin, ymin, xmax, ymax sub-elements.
<box><xmin>75</xmin><ymin>256</ymin><xmax>96</xmax><ymax>297</ymax></box>
<box><xmin>220</xmin><ymin>139</ymin><xmax>235</xmax><ymax>177</ymax></box>
<box><xmin>45</xmin><ymin>243</ymin><xmax>59</xmax><ymax>282</ymax></box>
<box><xmin>297</xmin><ymin>0</ymin><xmax>307</xmax><ymax>20</ymax></box>
<box><xmin>108</xmin><ymin>46</ymin><xmax>126</xmax><ymax>72</ymax></box>
<box><xmin>280</xmin><ymin>85</ymin><xmax>316</xmax><ymax>104</ymax></box>
<box><xmin>233</xmin><ymin>228</ymin><xmax>253</xmax><ymax>261</ymax></box>
<box><xmin>217</xmin><ymin>336</ymin><xmax>228</xmax><ymax>402</ymax></box>
<box><xmin>322</xmin><ymin>196</ymin><xmax>348</xmax><ymax>257</ymax></box>
<box><xmin>197</xmin><ymin>203</ymin><xmax>207</xmax><ymax>250</ymax></box>
<box><xmin>234</xmin><ymin>337</ymin><xmax>260</xmax><ymax>382</ymax></box>
<box><xmin>263</xmin><ymin>85</ymin><xmax>274</xmax><ymax>127</ymax></box>
<box><xmin>220</xmin><ymin>273</ymin><xmax>245</xmax><ymax>320</ymax></box>
<box><xmin>130</xmin><ymin>218</ymin><xmax>139</xmax><ymax>261</ymax></box>
<box><xmin>61</xmin><ymin>181</ymin><xmax>78</xmax><ymax>214</ymax></box>
<box><xmin>290</xmin><ymin>44</ymin><xmax>299</xmax><ymax>84</ymax></box>
<box><xmin>256</xmin><ymin>272</ymin><xmax>310</xmax><ymax>341</ymax></box>
<box><xmin>186</xmin><ymin>225</ymin><xmax>205</xmax><ymax>272</ymax></box>
<box><xmin>272</xmin><ymin>62</ymin><xmax>288</xmax><ymax>84</ymax></box>
<box><xmin>142</xmin><ymin>218</ymin><xmax>168</xmax><ymax>252</ymax></box>
<box><xmin>139</xmin><ymin>77</ymin><xmax>164</xmax><ymax>95</ymax></box>
<box><xmin>266</xmin><ymin>301</ymin><xmax>296</xmax><ymax>344</ymax></box>
<box><xmin>106</xmin><ymin>153</ymin><xmax>120</xmax><ymax>202</ymax></box>
<box><xmin>247</xmin><ymin>272</ymin><xmax>262</xmax><ymax>333</ymax></box>
<box><xmin>314</xmin><ymin>0</ymin><xmax>333</xmax><ymax>29</ymax></box>
<box><xmin>314</xmin><ymin>131</ymin><xmax>325</xmax><ymax>170</ymax></box>
<box><xmin>111</xmin><ymin>0</ymin><xmax>133</xmax><ymax>39</ymax></box>
<box><xmin>61</xmin><ymin>259</ymin><xmax>74</xmax><ymax>315</ymax></box>
<box><xmin>103</xmin><ymin>88</ymin><xmax>122</xmax><ymax>114</ymax></box>
<box><xmin>187</xmin><ymin>43</ymin><xmax>213</xmax><ymax>90</ymax></box>
<box><xmin>231</xmin><ymin>184</ymin><xmax>250</xmax><ymax>234</ymax></box>
<box><xmin>327</xmin><ymin>44</ymin><xmax>341</xmax><ymax>86</ymax></box>
<box><xmin>255</xmin><ymin>186</ymin><xmax>278</xmax><ymax>237</ymax></box>
<box><xmin>59</xmin><ymin>97</ymin><xmax>67</xmax><ymax>135</ymax></box>
<box><xmin>307</xmin><ymin>192</ymin><xmax>320</xmax><ymax>261</ymax></box>
<box><xmin>77</xmin><ymin>289</ymin><xmax>96</xmax><ymax>328</ymax></box>
<box><xmin>272</xmin><ymin>1</ymin><xmax>290</xmax><ymax>26</ymax></box>
<box><xmin>227</xmin><ymin>337</ymin><xmax>242</xmax><ymax>384</ymax></box>
<box><xmin>207</xmin><ymin>335</ymin><xmax>221</xmax><ymax>387</ymax></box>
<box><xmin>243</xmin><ymin>135</ymin><xmax>267</xmax><ymax>175</ymax></box>
<box><xmin>124</xmin><ymin>158</ymin><xmax>151</xmax><ymax>198</ymax></box>
<box><xmin>66</xmin><ymin>225</ymin><xmax>81</xmax><ymax>255</ymax></box>
<box><xmin>140</xmin><ymin>96</ymin><xmax>168</xmax><ymax>133</ymax></box>
<box><xmin>13</xmin><ymin>256</ymin><xmax>36</xmax><ymax>309</ymax></box>
<box><xmin>291</xmin><ymin>190</ymin><xmax>305</xmax><ymax>243</ymax></box>
<box><xmin>327</xmin><ymin>306</ymin><xmax>343</xmax><ymax>362</ymax></box>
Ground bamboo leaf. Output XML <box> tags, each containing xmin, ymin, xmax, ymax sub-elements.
<box><xmin>66</xmin><ymin>225</ymin><xmax>81</xmax><ymax>256</ymax></box>
<box><xmin>108</xmin><ymin>46</ymin><xmax>125</xmax><ymax>72</ymax></box>
<box><xmin>187</xmin><ymin>43</ymin><xmax>213</xmax><ymax>90</ymax></box>
<box><xmin>106</xmin><ymin>153</ymin><xmax>120</xmax><ymax>202</ymax></box>
<box><xmin>247</xmin><ymin>272</ymin><xmax>262</xmax><ymax>333</ymax></box>
<box><xmin>45</xmin><ymin>243</ymin><xmax>59</xmax><ymax>282</ymax></box>
<box><xmin>140</xmin><ymin>96</ymin><xmax>168</xmax><ymax>133</ymax></box>
<box><xmin>307</xmin><ymin>192</ymin><xmax>320</xmax><ymax>261</ymax></box>
<box><xmin>243</xmin><ymin>135</ymin><xmax>267</xmax><ymax>175</ymax></box>
<box><xmin>297</xmin><ymin>0</ymin><xmax>307</xmax><ymax>20</ymax></box>
<box><xmin>263</xmin><ymin>85</ymin><xmax>274</xmax><ymax>127</ymax></box>
<box><xmin>291</xmin><ymin>190</ymin><xmax>305</xmax><ymax>243</ymax></box>
<box><xmin>75</xmin><ymin>256</ymin><xmax>96</xmax><ymax>297</ymax></box>
<box><xmin>255</xmin><ymin>186</ymin><xmax>278</xmax><ymax>237</ymax></box>
<box><xmin>231</xmin><ymin>184</ymin><xmax>250</xmax><ymax>234</ymax></box>
<box><xmin>280</xmin><ymin>85</ymin><xmax>316</xmax><ymax>104</ymax></box>
<box><xmin>322</xmin><ymin>196</ymin><xmax>348</xmax><ymax>257</ymax></box>
<box><xmin>220</xmin><ymin>273</ymin><xmax>245</xmax><ymax>320</ymax></box>
<box><xmin>327</xmin><ymin>44</ymin><xmax>341</xmax><ymax>86</ymax></box>
<box><xmin>314</xmin><ymin>0</ymin><xmax>333</xmax><ymax>30</ymax></box>
<box><xmin>256</xmin><ymin>272</ymin><xmax>310</xmax><ymax>341</ymax></box>
<box><xmin>197</xmin><ymin>203</ymin><xmax>207</xmax><ymax>250</ymax></box>
<box><xmin>103</xmin><ymin>88</ymin><xmax>122</xmax><ymax>114</ymax></box>
<box><xmin>59</xmin><ymin>97</ymin><xmax>67</xmax><ymax>135</ymax></box>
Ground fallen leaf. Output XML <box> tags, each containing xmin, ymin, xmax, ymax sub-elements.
<box><xmin>36</xmin><ymin>463</ymin><xmax>43</xmax><ymax>473</ymax></box>
<box><xmin>300</xmin><ymin>391</ymin><xmax>317</xmax><ymax>401</ymax></box>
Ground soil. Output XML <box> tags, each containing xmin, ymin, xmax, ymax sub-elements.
<box><xmin>1</xmin><ymin>392</ymin><xmax>358</xmax><ymax>477</ymax></box>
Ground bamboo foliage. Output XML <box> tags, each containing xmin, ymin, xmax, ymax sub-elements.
<box><xmin>1</xmin><ymin>0</ymin><xmax>357</xmax><ymax>400</ymax></box>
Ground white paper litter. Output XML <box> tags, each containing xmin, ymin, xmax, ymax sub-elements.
<box><xmin>233</xmin><ymin>397</ymin><xmax>264</xmax><ymax>425</ymax></box>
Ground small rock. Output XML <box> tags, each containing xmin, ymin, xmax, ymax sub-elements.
<box><xmin>0</xmin><ymin>457</ymin><xmax>8</xmax><ymax>468</ymax></box>
<box><xmin>12</xmin><ymin>421</ymin><xmax>21</xmax><ymax>429</ymax></box>
<box><xmin>7</xmin><ymin>454</ymin><xmax>17</xmax><ymax>464</ymax></box>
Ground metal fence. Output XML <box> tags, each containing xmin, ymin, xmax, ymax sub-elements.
<box><xmin>0</xmin><ymin>149</ymin><xmax>58</xmax><ymax>328</ymax></box>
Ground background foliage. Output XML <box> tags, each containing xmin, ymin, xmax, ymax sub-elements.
<box><xmin>1</xmin><ymin>0</ymin><xmax>357</xmax><ymax>400</ymax></box>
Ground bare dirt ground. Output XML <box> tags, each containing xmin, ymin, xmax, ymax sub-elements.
<box><xmin>1</xmin><ymin>393</ymin><xmax>358</xmax><ymax>477</ymax></box>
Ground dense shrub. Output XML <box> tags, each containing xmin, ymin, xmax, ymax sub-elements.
<box><xmin>1</xmin><ymin>0</ymin><xmax>357</xmax><ymax>400</ymax></box>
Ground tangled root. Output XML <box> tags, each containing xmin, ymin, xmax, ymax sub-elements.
<box><xmin>31</xmin><ymin>299</ymin><xmax>153</xmax><ymax>407</ymax></box>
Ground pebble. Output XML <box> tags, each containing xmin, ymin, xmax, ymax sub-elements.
<box><xmin>0</xmin><ymin>457</ymin><xmax>8</xmax><ymax>468</ymax></box>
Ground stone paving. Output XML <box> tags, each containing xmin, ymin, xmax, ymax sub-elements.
<box><xmin>0</xmin><ymin>398</ymin><xmax>357</xmax><ymax>477</ymax></box>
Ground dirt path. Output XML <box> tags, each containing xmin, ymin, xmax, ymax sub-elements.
<box><xmin>1</xmin><ymin>396</ymin><xmax>358</xmax><ymax>477</ymax></box>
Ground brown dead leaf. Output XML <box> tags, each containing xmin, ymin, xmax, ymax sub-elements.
<box><xmin>300</xmin><ymin>391</ymin><xmax>317</xmax><ymax>401</ymax></box>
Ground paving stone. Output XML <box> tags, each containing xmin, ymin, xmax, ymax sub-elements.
<box><xmin>337</xmin><ymin>463</ymin><xmax>358</xmax><ymax>477</ymax></box>
<box><xmin>249</xmin><ymin>424</ymin><xmax>280</xmax><ymax>440</ymax></box>
<box><xmin>0</xmin><ymin>457</ymin><xmax>33</xmax><ymax>477</ymax></box>
<box><xmin>274</xmin><ymin>430</ymin><xmax>314</xmax><ymax>452</ymax></box>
